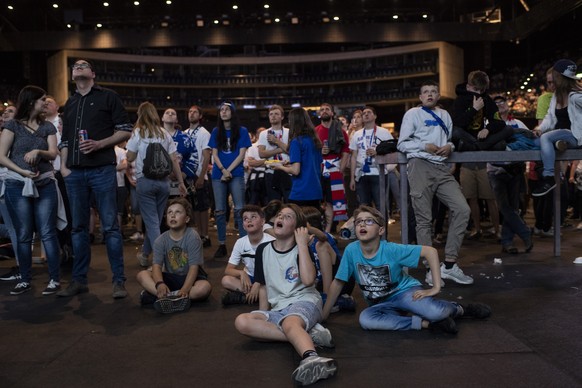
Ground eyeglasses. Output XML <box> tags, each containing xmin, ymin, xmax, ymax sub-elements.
<box><xmin>354</xmin><ymin>218</ymin><xmax>380</xmax><ymax>227</ymax></box>
<box><xmin>72</xmin><ymin>63</ymin><xmax>91</xmax><ymax>70</ymax></box>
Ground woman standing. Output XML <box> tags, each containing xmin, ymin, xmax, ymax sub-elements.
<box><xmin>273</xmin><ymin>108</ymin><xmax>323</xmax><ymax>207</ymax></box>
<box><xmin>126</xmin><ymin>102</ymin><xmax>186</xmax><ymax>267</ymax></box>
<box><xmin>0</xmin><ymin>86</ymin><xmax>60</xmax><ymax>295</ymax></box>
<box><xmin>208</xmin><ymin>101</ymin><xmax>251</xmax><ymax>259</ymax></box>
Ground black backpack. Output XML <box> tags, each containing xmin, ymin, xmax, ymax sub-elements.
<box><xmin>142</xmin><ymin>142</ymin><xmax>172</xmax><ymax>179</ymax></box>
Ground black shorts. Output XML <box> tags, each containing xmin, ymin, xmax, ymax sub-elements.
<box><xmin>188</xmin><ymin>177</ymin><xmax>210</xmax><ymax>211</ymax></box>
<box><xmin>162</xmin><ymin>268</ymin><xmax>209</xmax><ymax>291</ymax></box>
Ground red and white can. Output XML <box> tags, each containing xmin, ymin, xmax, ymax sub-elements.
<box><xmin>78</xmin><ymin>129</ymin><xmax>88</xmax><ymax>142</ymax></box>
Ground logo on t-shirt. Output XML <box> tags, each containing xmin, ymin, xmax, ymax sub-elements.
<box><xmin>285</xmin><ymin>266</ymin><xmax>299</xmax><ymax>283</ymax></box>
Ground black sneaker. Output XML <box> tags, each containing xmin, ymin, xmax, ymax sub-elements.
<box><xmin>213</xmin><ymin>244</ymin><xmax>228</xmax><ymax>259</ymax></box>
<box><xmin>221</xmin><ymin>290</ymin><xmax>246</xmax><ymax>306</ymax></box>
<box><xmin>42</xmin><ymin>279</ymin><xmax>61</xmax><ymax>295</ymax></box>
<box><xmin>140</xmin><ymin>290</ymin><xmax>157</xmax><ymax>305</ymax></box>
<box><xmin>202</xmin><ymin>236</ymin><xmax>212</xmax><ymax>248</ymax></box>
<box><xmin>429</xmin><ymin>317</ymin><xmax>458</xmax><ymax>334</ymax></box>
<box><xmin>0</xmin><ymin>266</ymin><xmax>21</xmax><ymax>281</ymax></box>
<box><xmin>462</xmin><ymin>303</ymin><xmax>492</xmax><ymax>319</ymax></box>
<box><xmin>112</xmin><ymin>281</ymin><xmax>128</xmax><ymax>299</ymax></box>
<box><xmin>56</xmin><ymin>280</ymin><xmax>89</xmax><ymax>297</ymax></box>
<box><xmin>10</xmin><ymin>282</ymin><xmax>31</xmax><ymax>295</ymax></box>
<box><xmin>154</xmin><ymin>294</ymin><xmax>191</xmax><ymax>314</ymax></box>
<box><xmin>532</xmin><ymin>177</ymin><xmax>556</xmax><ymax>197</ymax></box>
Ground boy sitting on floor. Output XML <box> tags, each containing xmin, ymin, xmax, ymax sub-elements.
<box><xmin>234</xmin><ymin>204</ymin><xmax>337</xmax><ymax>386</ymax></box>
<box><xmin>221</xmin><ymin>204</ymin><xmax>275</xmax><ymax>305</ymax></box>
<box><xmin>137</xmin><ymin>198</ymin><xmax>212</xmax><ymax>313</ymax></box>
<box><xmin>322</xmin><ymin>205</ymin><xmax>491</xmax><ymax>333</ymax></box>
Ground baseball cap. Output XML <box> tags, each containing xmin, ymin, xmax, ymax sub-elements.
<box><xmin>553</xmin><ymin>59</ymin><xmax>581</xmax><ymax>80</ymax></box>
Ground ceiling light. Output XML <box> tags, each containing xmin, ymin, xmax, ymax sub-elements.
<box><xmin>213</xmin><ymin>19</ymin><xmax>219</xmax><ymax>24</ymax></box>
<box><xmin>223</xmin><ymin>20</ymin><xmax>230</xmax><ymax>25</ymax></box>
<box><xmin>7</xmin><ymin>5</ymin><xmax>14</xmax><ymax>10</ymax></box>
<box><xmin>322</xmin><ymin>17</ymin><xmax>330</xmax><ymax>23</ymax></box>
<box><xmin>134</xmin><ymin>1</ymin><xmax>139</xmax><ymax>6</ymax></box>
<box><xmin>103</xmin><ymin>2</ymin><xmax>109</xmax><ymax>6</ymax></box>
<box><xmin>264</xmin><ymin>19</ymin><xmax>272</xmax><ymax>24</ymax></box>
<box><xmin>96</xmin><ymin>23</ymin><xmax>103</xmax><ymax>28</ymax></box>
<box><xmin>166</xmin><ymin>0</ymin><xmax>172</xmax><ymax>4</ymax></box>
<box><xmin>291</xmin><ymin>17</ymin><xmax>299</xmax><ymax>24</ymax></box>
<box><xmin>53</xmin><ymin>4</ymin><xmax>59</xmax><ymax>9</ymax></box>
<box><xmin>233</xmin><ymin>5</ymin><xmax>238</xmax><ymax>10</ymax></box>
<box><xmin>264</xmin><ymin>4</ymin><xmax>270</xmax><ymax>9</ymax></box>
<box><xmin>333</xmin><ymin>16</ymin><xmax>339</xmax><ymax>21</ymax></box>
<box><xmin>422</xmin><ymin>14</ymin><xmax>428</xmax><ymax>19</ymax></box>
<box><xmin>392</xmin><ymin>15</ymin><xmax>399</xmax><ymax>20</ymax></box>
<box><xmin>274</xmin><ymin>18</ymin><xmax>280</xmax><ymax>23</ymax></box>
<box><xmin>67</xmin><ymin>23</ymin><xmax>72</xmax><ymax>28</ymax></box>
<box><xmin>196</xmin><ymin>19</ymin><xmax>204</xmax><ymax>27</ymax></box>
<box><xmin>161</xmin><ymin>21</ymin><xmax>169</xmax><ymax>27</ymax></box>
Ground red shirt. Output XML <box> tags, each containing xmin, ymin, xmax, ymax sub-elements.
<box><xmin>315</xmin><ymin>124</ymin><xmax>350</xmax><ymax>160</ymax></box>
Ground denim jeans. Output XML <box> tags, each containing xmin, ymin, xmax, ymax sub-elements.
<box><xmin>488</xmin><ymin>171</ymin><xmax>531</xmax><ymax>246</ymax></box>
<box><xmin>212</xmin><ymin>176</ymin><xmax>246</xmax><ymax>243</ymax></box>
<box><xmin>359</xmin><ymin>287</ymin><xmax>462</xmax><ymax>330</ymax></box>
<box><xmin>136</xmin><ymin>177</ymin><xmax>169</xmax><ymax>256</ymax></box>
<box><xmin>0</xmin><ymin>182</ymin><xmax>19</xmax><ymax>264</ymax></box>
<box><xmin>356</xmin><ymin>175</ymin><xmax>385</xmax><ymax>208</ymax></box>
<box><xmin>64</xmin><ymin>165</ymin><xmax>125</xmax><ymax>284</ymax></box>
<box><xmin>538</xmin><ymin>129</ymin><xmax>578</xmax><ymax>177</ymax></box>
<box><xmin>4</xmin><ymin>180</ymin><xmax>61</xmax><ymax>283</ymax></box>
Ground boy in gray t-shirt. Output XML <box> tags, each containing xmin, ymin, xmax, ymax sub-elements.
<box><xmin>137</xmin><ymin>198</ymin><xmax>212</xmax><ymax>305</ymax></box>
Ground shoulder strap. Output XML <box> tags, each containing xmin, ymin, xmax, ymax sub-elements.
<box><xmin>421</xmin><ymin>106</ymin><xmax>449</xmax><ymax>137</ymax></box>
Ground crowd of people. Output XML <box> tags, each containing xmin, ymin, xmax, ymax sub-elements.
<box><xmin>1</xmin><ymin>57</ymin><xmax>581</xmax><ymax>385</ymax></box>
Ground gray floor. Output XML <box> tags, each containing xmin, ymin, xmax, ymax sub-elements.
<box><xmin>1</xmin><ymin>215</ymin><xmax>582</xmax><ymax>388</ymax></box>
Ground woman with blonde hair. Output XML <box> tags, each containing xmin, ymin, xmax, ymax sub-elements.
<box><xmin>126</xmin><ymin>102</ymin><xmax>186</xmax><ymax>267</ymax></box>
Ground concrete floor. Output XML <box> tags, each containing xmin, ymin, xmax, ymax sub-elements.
<box><xmin>1</xmin><ymin>215</ymin><xmax>582</xmax><ymax>388</ymax></box>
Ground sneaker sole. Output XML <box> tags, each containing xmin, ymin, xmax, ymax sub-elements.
<box><xmin>154</xmin><ymin>297</ymin><xmax>191</xmax><ymax>314</ymax></box>
<box><xmin>42</xmin><ymin>289</ymin><xmax>61</xmax><ymax>296</ymax></box>
<box><xmin>292</xmin><ymin>359</ymin><xmax>337</xmax><ymax>386</ymax></box>
<box><xmin>10</xmin><ymin>288</ymin><xmax>31</xmax><ymax>295</ymax></box>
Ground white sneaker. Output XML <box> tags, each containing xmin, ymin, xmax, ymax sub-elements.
<box><xmin>576</xmin><ymin>222</ymin><xmax>582</xmax><ymax>231</ymax></box>
<box><xmin>309</xmin><ymin>323</ymin><xmax>335</xmax><ymax>348</ymax></box>
<box><xmin>441</xmin><ymin>263</ymin><xmax>474</xmax><ymax>285</ymax></box>
<box><xmin>574</xmin><ymin>257</ymin><xmax>582</xmax><ymax>264</ymax></box>
<box><xmin>292</xmin><ymin>355</ymin><xmax>337</xmax><ymax>386</ymax></box>
<box><xmin>137</xmin><ymin>252</ymin><xmax>149</xmax><ymax>267</ymax></box>
<box><xmin>129</xmin><ymin>232</ymin><xmax>143</xmax><ymax>241</ymax></box>
<box><xmin>42</xmin><ymin>279</ymin><xmax>61</xmax><ymax>295</ymax></box>
<box><xmin>425</xmin><ymin>269</ymin><xmax>445</xmax><ymax>288</ymax></box>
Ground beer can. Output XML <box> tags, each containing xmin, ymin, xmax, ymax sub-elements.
<box><xmin>78</xmin><ymin>129</ymin><xmax>88</xmax><ymax>142</ymax></box>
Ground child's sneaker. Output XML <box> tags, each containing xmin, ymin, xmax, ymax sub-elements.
<box><xmin>309</xmin><ymin>323</ymin><xmax>335</xmax><ymax>348</ymax></box>
<box><xmin>153</xmin><ymin>294</ymin><xmax>191</xmax><ymax>314</ymax></box>
<box><xmin>42</xmin><ymin>279</ymin><xmax>61</xmax><ymax>295</ymax></box>
<box><xmin>429</xmin><ymin>317</ymin><xmax>458</xmax><ymax>334</ymax></box>
<box><xmin>462</xmin><ymin>303</ymin><xmax>492</xmax><ymax>319</ymax></box>
<box><xmin>140</xmin><ymin>290</ymin><xmax>157</xmax><ymax>305</ymax></box>
<box><xmin>292</xmin><ymin>355</ymin><xmax>337</xmax><ymax>386</ymax></box>
<box><xmin>10</xmin><ymin>282</ymin><xmax>31</xmax><ymax>295</ymax></box>
<box><xmin>221</xmin><ymin>290</ymin><xmax>246</xmax><ymax>306</ymax></box>
<box><xmin>335</xmin><ymin>294</ymin><xmax>356</xmax><ymax>311</ymax></box>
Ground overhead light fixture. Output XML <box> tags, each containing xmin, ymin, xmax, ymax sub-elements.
<box><xmin>264</xmin><ymin>19</ymin><xmax>272</xmax><ymax>24</ymax></box>
<box><xmin>333</xmin><ymin>16</ymin><xmax>339</xmax><ymax>21</ymax></box>
<box><xmin>264</xmin><ymin>4</ymin><xmax>270</xmax><ymax>9</ymax></box>
<box><xmin>274</xmin><ymin>18</ymin><xmax>280</xmax><ymax>23</ymax></box>
<box><xmin>161</xmin><ymin>21</ymin><xmax>169</xmax><ymax>27</ymax></box>
<box><xmin>519</xmin><ymin>0</ymin><xmax>530</xmax><ymax>11</ymax></box>
<box><xmin>392</xmin><ymin>15</ymin><xmax>399</xmax><ymax>20</ymax></box>
<box><xmin>166</xmin><ymin>0</ymin><xmax>172</xmax><ymax>4</ymax></box>
<box><xmin>103</xmin><ymin>2</ymin><xmax>109</xmax><ymax>6</ymax></box>
<box><xmin>196</xmin><ymin>19</ymin><xmax>204</xmax><ymax>27</ymax></box>
<box><xmin>213</xmin><ymin>19</ymin><xmax>219</xmax><ymax>24</ymax></box>
<box><xmin>96</xmin><ymin>23</ymin><xmax>103</xmax><ymax>28</ymax></box>
<box><xmin>134</xmin><ymin>1</ymin><xmax>140</xmax><ymax>6</ymax></box>
<box><xmin>422</xmin><ymin>14</ymin><xmax>428</xmax><ymax>19</ymax></box>
<box><xmin>322</xmin><ymin>17</ymin><xmax>330</xmax><ymax>23</ymax></box>
<box><xmin>291</xmin><ymin>17</ymin><xmax>299</xmax><ymax>24</ymax></box>
<box><xmin>7</xmin><ymin>5</ymin><xmax>14</xmax><ymax>10</ymax></box>
<box><xmin>53</xmin><ymin>3</ymin><xmax>59</xmax><ymax>9</ymax></box>
<box><xmin>67</xmin><ymin>23</ymin><xmax>72</xmax><ymax>28</ymax></box>
<box><xmin>233</xmin><ymin>5</ymin><xmax>238</xmax><ymax>10</ymax></box>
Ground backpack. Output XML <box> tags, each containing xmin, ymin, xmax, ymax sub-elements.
<box><xmin>142</xmin><ymin>142</ymin><xmax>172</xmax><ymax>179</ymax></box>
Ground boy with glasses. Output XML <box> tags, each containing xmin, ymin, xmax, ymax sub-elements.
<box><xmin>322</xmin><ymin>206</ymin><xmax>491</xmax><ymax>333</ymax></box>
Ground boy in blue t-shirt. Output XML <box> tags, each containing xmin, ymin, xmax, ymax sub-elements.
<box><xmin>322</xmin><ymin>205</ymin><xmax>491</xmax><ymax>333</ymax></box>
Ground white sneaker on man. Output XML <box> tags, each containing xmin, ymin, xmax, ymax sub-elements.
<box><xmin>441</xmin><ymin>263</ymin><xmax>474</xmax><ymax>285</ymax></box>
<box><xmin>425</xmin><ymin>269</ymin><xmax>445</xmax><ymax>287</ymax></box>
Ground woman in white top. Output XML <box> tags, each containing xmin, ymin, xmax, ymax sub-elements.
<box><xmin>126</xmin><ymin>102</ymin><xmax>186</xmax><ymax>267</ymax></box>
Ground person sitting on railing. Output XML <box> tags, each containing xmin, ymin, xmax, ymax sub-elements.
<box><xmin>452</xmin><ymin>70</ymin><xmax>514</xmax><ymax>152</ymax></box>
<box><xmin>532</xmin><ymin>59</ymin><xmax>582</xmax><ymax>197</ymax></box>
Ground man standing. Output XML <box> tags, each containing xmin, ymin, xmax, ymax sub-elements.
<box><xmin>184</xmin><ymin>105</ymin><xmax>212</xmax><ymax>248</ymax></box>
<box><xmin>349</xmin><ymin>106</ymin><xmax>394</xmax><ymax>209</ymax></box>
<box><xmin>397</xmin><ymin>81</ymin><xmax>473</xmax><ymax>286</ymax></box>
<box><xmin>258</xmin><ymin>105</ymin><xmax>290</xmax><ymax>202</ymax></box>
<box><xmin>315</xmin><ymin>103</ymin><xmax>350</xmax><ymax>232</ymax></box>
<box><xmin>57</xmin><ymin>59</ymin><xmax>132</xmax><ymax>298</ymax></box>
